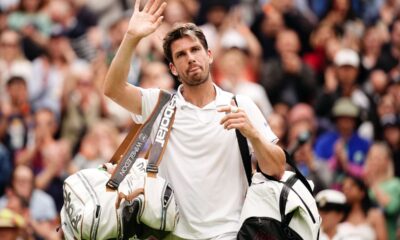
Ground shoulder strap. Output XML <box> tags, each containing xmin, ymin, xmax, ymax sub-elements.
<box><xmin>233</xmin><ymin>96</ymin><xmax>252</xmax><ymax>186</ymax></box>
<box><xmin>106</xmin><ymin>90</ymin><xmax>172</xmax><ymax>191</ymax></box>
<box><xmin>146</xmin><ymin>94</ymin><xmax>177</xmax><ymax>178</ymax></box>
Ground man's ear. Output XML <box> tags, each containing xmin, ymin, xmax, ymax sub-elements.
<box><xmin>169</xmin><ymin>62</ymin><xmax>178</xmax><ymax>76</ymax></box>
<box><xmin>208</xmin><ymin>50</ymin><xmax>213</xmax><ymax>64</ymax></box>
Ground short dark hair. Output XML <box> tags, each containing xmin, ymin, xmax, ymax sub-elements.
<box><xmin>6</xmin><ymin>76</ymin><xmax>26</xmax><ymax>87</ymax></box>
<box><xmin>163</xmin><ymin>23</ymin><xmax>208</xmax><ymax>63</ymax></box>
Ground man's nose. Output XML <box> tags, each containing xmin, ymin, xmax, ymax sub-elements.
<box><xmin>187</xmin><ymin>52</ymin><xmax>195</xmax><ymax>62</ymax></box>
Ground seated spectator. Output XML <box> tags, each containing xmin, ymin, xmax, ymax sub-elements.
<box><xmin>364</xmin><ymin>142</ymin><xmax>400</xmax><ymax>240</ymax></box>
<box><xmin>316</xmin><ymin>189</ymin><xmax>349</xmax><ymax>240</ymax></box>
<box><xmin>0</xmin><ymin>165</ymin><xmax>59</xmax><ymax>239</ymax></box>
<box><xmin>340</xmin><ymin>174</ymin><xmax>387</xmax><ymax>240</ymax></box>
<box><xmin>314</xmin><ymin>98</ymin><xmax>370</xmax><ymax>187</ymax></box>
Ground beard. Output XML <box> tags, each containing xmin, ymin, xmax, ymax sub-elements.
<box><xmin>179</xmin><ymin>66</ymin><xmax>210</xmax><ymax>86</ymax></box>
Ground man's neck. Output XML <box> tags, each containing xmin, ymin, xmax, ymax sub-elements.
<box><xmin>180</xmin><ymin>80</ymin><xmax>216</xmax><ymax>108</ymax></box>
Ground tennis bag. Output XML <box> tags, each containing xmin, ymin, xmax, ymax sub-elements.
<box><xmin>237</xmin><ymin>170</ymin><xmax>321</xmax><ymax>240</ymax></box>
<box><xmin>233</xmin><ymin>97</ymin><xmax>320</xmax><ymax>240</ymax></box>
<box><xmin>61</xmin><ymin>91</ymin><xmax>179</xmax><ymax>239</ymax></box>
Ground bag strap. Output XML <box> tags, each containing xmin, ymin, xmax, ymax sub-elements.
<box><xmin>233</xmin><ymin>96</ymin><xmax>313</xmax><ymax>194</ymax></box>
<box><xmin>106</xmin><ymin>90</ymin><xmax>172</xmax><ymax>190</ymax></box>
<box><xmin>146</xmin><ymin>94</ymin><xmax>177</xmax><ymax>178</ymax></box>
<box><xmin>232</xmin><ymin>96</ymin><xmax>252</xmax><ymax>186</ymax></box>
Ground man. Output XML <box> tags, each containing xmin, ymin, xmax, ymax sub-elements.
<box><xmin>103</xmin><ymin>0</ymin><xmax>285</xmax><ymax>239</ymax></box>
<box><xmin>0</xmin><ymin>165</ymin><xmax>59</xmax><ymax>239</ymax></box>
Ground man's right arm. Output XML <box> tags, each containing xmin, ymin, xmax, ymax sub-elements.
<box><xmin>103</xmin><ymin>0</ymin><xmax>167</xmax><ymax>115</ymax></box>
<box><xmin>103</xmin><ymin>36</ymin><xmax>143</xmax><ymax>115</ymax></box>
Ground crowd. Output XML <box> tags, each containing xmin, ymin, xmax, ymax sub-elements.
<box><xmin>0</xmin><ymin>0</ymin><xmax>399</xmax><ymax>239</ymax></box>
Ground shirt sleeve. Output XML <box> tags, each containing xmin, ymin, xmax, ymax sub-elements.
<box><xmin>131</xmin><ymin>88</ymin><xmax>161</xmax><ymax>124</ymax></box>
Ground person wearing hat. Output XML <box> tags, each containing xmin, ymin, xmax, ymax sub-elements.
<box><xmin>315</xmin><ymin>48</ymin><xmax>372</xmax><ymax>138</ymax></box>
<box><xmin>316</xmin><ymin>189</ymin><xmax>348</xmax><ymax>240</ymax></box>
<box><xmin>314</xmin><ymin>98</ymin><xmax>370</xmax><ymax>187</ymax></box>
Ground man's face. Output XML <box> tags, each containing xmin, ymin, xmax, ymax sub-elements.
<box><xmin>336</xmin><ymin>65</ymin><xmax>358</xmax><ymax>85</ymax></box>
<box><xmin>169</xmin><ymin>36</ymin><xmax>213</xmax><ymax>87</ymax></box>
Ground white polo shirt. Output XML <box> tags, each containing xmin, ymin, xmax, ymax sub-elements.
<box><xmin>132</xmin><ymin>85</ymin><xmax>277</xmax><ymax>239</ymax></box>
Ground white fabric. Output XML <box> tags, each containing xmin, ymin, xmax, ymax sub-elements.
<box><xmin>336</xmin><ymin>222</ymin><xmax>376</xmax><ymax>240</ymax></box>
<box><xmin>141</xmin><ymin>176</ymin><xmax>179</xmax><ymax>231</ymax></box>
<box><xmin>239</xmin><ymin>171</ymin><xmax>321</xmax><ymax>240</ymax></box>
<box><xmin>132</xmin><ymin>85</ymin><xmax>277</xmax><ymax>239</ymax></box>
<box><xmin>61</xmin><ymin>158</ymin><xmax>148</xmax><ymax>239</ymax></box>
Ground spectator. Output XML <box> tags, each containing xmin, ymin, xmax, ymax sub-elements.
<box><xmin>314</xmin><ymin>98</ymin><xmax>370</xmax><ymax>182</ymax></box>
<box><xmin>267</xmin><ymin>112</ymin><xmax>287</xmax><ymax>148</ymax></box>
<box><xmin>0</xmin><ymin>165</ymin><xmax>59</xmax><ymax>240</ymax></box>
<box><xmin>316</xmin><ymin>189</ymin><xmax>349</xmax><ymax>240</ymax></box>
<box><xmin>375</xmin><ymin>19</ymin><xmax>400</xmax><ymax>81</ymax></box>
<box><xmin>7</xmin><ymin>0</ymin><xmax>51</xmax><ymax>60</ymax></box>
<box><xmin>364</xmin><ymin>142</ymin><xmax>400</xmax><ymax>240</ymax></box>
<box><xmin>379</xmin><ymin>114</ymin><xmax>400</xmax><ymax>177</ymax></box>
<box><xmin>340</xmin><ymin>174</ymin><xmax>387</xmax><ymax>240</ymax></box>
<box><xmin>288</xmin><ymin>120</ymin><xmax>332</xmax><ymax>194</ymax></box>
<box><xmin>47</xmin><ymin>0</ymin><xmax>98</xmax><ymax>61</ymax></box>
<box><xmin>2</xmin><ymin>76</ymin><xmax>31</xmax><ymax>157</ymax></box>
<box><xmin>261</xmin><ymin>29</ymin><xmax>317</xmax><ymax>105</ymax></box>
<box><xmin>15</xmin><ymin>108</ymin><xmax>58</xmax><ymax>174</ymax></box>
<box><xmin>216</xmin><ymin>47</ymin><xmax>273</xmax><ymax>117</ymax></box>
<box><xmin>61</xmin><ymin>62</ymin><xmax>108</xmax><ymax>152</ymax></box>
<box><xmin>0</xmin><ymin>29</ymin><xmax>33</xmax><ymax>98</ymax></box>
<box><xmin>315</xmin><ymin>48</ymin><xmax>374</xmax><ymax>139</ymax></box>
<box><xmin>71</xmin><ymin>120</ymin><xmax>120</xmax><ymax>171</ymax></box>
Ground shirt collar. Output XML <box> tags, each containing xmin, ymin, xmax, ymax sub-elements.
<box><xmin>176</xmin><ymin>83</ymin><xmax>233</xmax><ymax>110</ymax></box>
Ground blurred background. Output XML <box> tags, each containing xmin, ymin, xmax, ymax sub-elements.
<box><xmin>0</xmin><ymin>0</ymin><xmax>399</xmax><ymax>239</ymax></box>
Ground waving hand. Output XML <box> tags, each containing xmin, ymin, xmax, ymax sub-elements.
<box><xmin>127</xmin><ymin>0</ymin><xmax>167</xmax><ymax>39</ymax></box>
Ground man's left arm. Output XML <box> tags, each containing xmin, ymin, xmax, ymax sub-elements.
<box><xmin>218</xmin><ymin>97</ymin><xmax>285</xmax><ymax>179</ymax></box>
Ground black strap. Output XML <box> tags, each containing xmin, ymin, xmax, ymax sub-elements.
<box><xmin>279</xmin><ymin>174</ymin><xmax>298</xmax><ymax>227</ymax></box>
<box><xmin>106</xmin><ymin>90</ymin><xmax>172</xmax><ymax>190</ymax></box>
<box><xmin>232</xmin><ymin>96</ymin><xmax>312</xmax><ymax>194</ymax></box>
<box><xmin>233</xmin><ymin>96</ymin><xmax>252</xmax><ymax>186</ymax></box>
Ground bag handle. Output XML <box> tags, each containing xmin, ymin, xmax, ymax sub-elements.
<box><xmin>106</xmin><ymin>90</ymin><xmax>172</xmax><ymax>190</ymax></box>
<box><xmin>146</xmin><ymin>94</ymin><xmax>177</xmax><ymax>178</ymax></box>
<box><xmin>233</xmin><ymin>96</ymin><xmax>313</xmax><ymax>194</ymax></box>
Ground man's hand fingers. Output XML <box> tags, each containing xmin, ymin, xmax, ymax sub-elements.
<box><xmin>153</xmin><ymin>2</ymin><xmax>167</xmax><ymax>19</ymax></box>
<box><xmin>134</xmin><ymin>0</ymin><xmax>141</xmax><ymax>12</ymax></box>
<box><xmin>149</xmin><ymin>0</ymin><xmax>162</xmax><ymax>14</ymax></box>
<box><xmin>217</xmin><ymin>105</ymin><xmax>231</xmax><ymax>113</ymax></box>
<box><xmin>220</xmin><ymin>112</ymin><xmax>244</xmax><ymax>125</ymax></box>
<box><xmin>223</xmin><ymin>119</ymin><xmax>242</xmax><ymax>130</ymax></box>
<box><xmin>143</xmin><ymin>0</ymin><xmax>154</xmax><ymax>12</ymax></box>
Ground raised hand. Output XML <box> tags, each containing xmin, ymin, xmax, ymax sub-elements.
<box><xmin>127</xmin><ymin>0</ymin><xmax>167</xmax><ymax>39</ymax></box>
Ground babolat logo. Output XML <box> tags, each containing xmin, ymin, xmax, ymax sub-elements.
<box><xmin>155</xmin><ymin>96</ymin><xmax>177</xmax><ymax>147</ymax></box>
<box><xmin>64</xmin><ymin>189</ymin><xmax>82</xmax><ymax>233</ymax></box>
